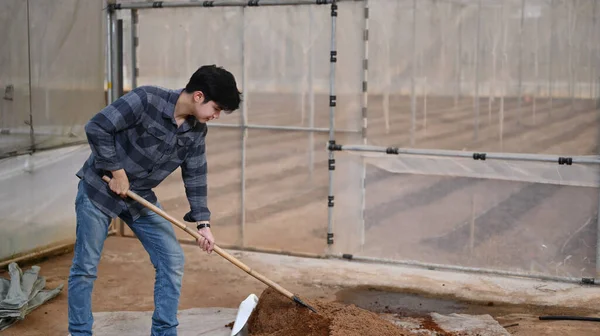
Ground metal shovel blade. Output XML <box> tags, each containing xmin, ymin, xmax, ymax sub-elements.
<box><xmin>231</xmin><ymin>294</ymin><xmax>259</xmax><ymax>336</ymax></box>
<box><xmin>293</xmin><ymin>295</ymin><xmax>318</xmax><ymax>313</ymax></box>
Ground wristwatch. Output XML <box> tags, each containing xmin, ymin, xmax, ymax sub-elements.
<box><xmin>197</xmin><ymin>222</ymin><xmax>211</xmax><ymax>230</ymax></box>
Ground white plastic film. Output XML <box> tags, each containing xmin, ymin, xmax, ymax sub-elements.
<box><xmin>0</xmin><ymin>0</ymin><xmax>105</xmax><ymax>156</ymax></box>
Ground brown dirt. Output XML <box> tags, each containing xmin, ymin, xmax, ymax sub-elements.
<box><xmin>247</xmin><ymin>287</ymin><xmax>415</xmax><ymax>336</ymax></box>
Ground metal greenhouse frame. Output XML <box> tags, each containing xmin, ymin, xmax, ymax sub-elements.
<box><xmin>105</xmin><ymin>0</ymin><xmax>600</xmax><ymax>287</ymax></box>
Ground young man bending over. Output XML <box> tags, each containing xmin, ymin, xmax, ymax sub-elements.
<box><xmin>68</xmin><ymin>65</ymin><xmax>241</xmax><ymax>336</ymax></box>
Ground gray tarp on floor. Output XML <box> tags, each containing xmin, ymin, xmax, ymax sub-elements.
<box><xmin>0</xmin><ymin>262</ymin><xmax>63</xmax><ymax>331</ymax></box>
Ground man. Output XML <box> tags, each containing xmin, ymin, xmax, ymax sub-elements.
<box><xmin>68</xmin><ymin>65</ymin><xmax>242</xmax><ymax>336</ymax></box>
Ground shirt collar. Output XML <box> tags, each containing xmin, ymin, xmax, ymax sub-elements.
<box><xmin>163</xmin><ymin>88</ymin><xmax>197</xmax><ymax>132</ymax></box>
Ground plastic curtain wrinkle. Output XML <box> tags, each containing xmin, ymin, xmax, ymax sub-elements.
<box><xmin>0</xmin><ymin>262</ymin><xmax>63</xmax><ymax>331</ymax></box>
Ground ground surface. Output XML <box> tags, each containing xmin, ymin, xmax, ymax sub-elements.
<box><xmin>2</xmin><ymin>236</ymin><xmax>600</xmax><ymax>335</ymax></box>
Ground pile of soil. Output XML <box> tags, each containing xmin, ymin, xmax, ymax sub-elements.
<box><xmin>246</xmin><ymin>288</ymin><xmax>415</xmax><ymax>336</ymax></box>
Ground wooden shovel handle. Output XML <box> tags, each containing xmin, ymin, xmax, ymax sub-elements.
<box><xmin>101</xmin><ymin>175</ymin><xmax>294</xmax><ymax>300</ymax></box>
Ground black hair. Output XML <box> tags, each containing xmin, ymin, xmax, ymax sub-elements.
<box><xmin>184</xmin><ymin>65</ymin><xmax>242</xmax><ymax>113</ymax></box>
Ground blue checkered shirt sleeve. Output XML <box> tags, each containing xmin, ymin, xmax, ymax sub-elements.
<box><xmin>182</xmin><ymin>127</ymin><xmax>211</xmax><ymax>222</ymax></box>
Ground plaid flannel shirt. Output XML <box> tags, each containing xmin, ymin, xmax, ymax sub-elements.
<box><xmin>76</xmin><ymin>85</ymin><xmax>210</xmax><ymax>223</ymax></box>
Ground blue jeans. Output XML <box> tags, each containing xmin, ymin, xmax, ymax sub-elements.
<box><xmin>68</xmin><ymin>180</ymin><xmax>185</xmax><ymax>336</ymax></box>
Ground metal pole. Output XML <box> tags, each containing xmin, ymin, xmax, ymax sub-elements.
<box><xmin>117</xmin><ymin>233</ymin><xmax>325</xmax><ymax>259</ymax></box>
<box><xmin>568</xmin><ymin>1</ymin><xmax>574</xmax><ymax>111</ymax></box>
<box><xmin>206</xmin><ymin>123</ymin><xmax>359</xmax><ymax>133</ymax></box>
<box><xmin>362</xmin><ymin>1</ymin><xmax>369</xmax><ymax>146</ymax></box>
<box><xmin>455</xmin><ymin>5</ymin><xmax>462</xmax><ymax>108</ymax></box>
<box><xmin>592</xmin><ymin>0</ymin><xmax>597</xmax><ymax>101</ymax></box>
<box><xmin>25</xmin><ymin>0</ymin><xmax>35</xmax><ymax>153</ymax></box>
<box><xmin>111</xmin><ymin>0</ymin><xmax>360</xmax><ymax>9</ymax></box>
<box><xmin>106</xmin><ymin>2</ymin><xmax>114</xmax><ymax>103</ymax></box>
<box><xmin>533</xmin><ymin>12</ymin><xmax>539</xmax><ymax>123</ymax></box>
<box><xmin>423</xmin><ymin>77</ymin><xmax>427</xmax><ymax>132</ymax></box>
<box><xmin>131</xmin><ymin>9</ymin><xmax>138</xmax><ymax>89</ymax></box>
<box><xmin>469</xmin><ymin>193</ymin><xmax>475</xmax><ymax>255</ymax></box>
<box><xmin>410</xmin><ymin>0</ymin><xmax>417</xmax><ymax>146</ymax></box>
<box><xmin>360</xmin><ymin>0</ymin><xmax>369</xmax><ymax>249</ymax></box>
<box><xmin>332</xmin><ymin>254</ymin><xmax>598</xmax><ymax>286</ymax></box>
<box><xmin>596</xmin><ymin>138</ymin><xmax>600</xmax><ymax>278</ymax></box>
<box><xmin>596</xmin><ymin>0</ymin><xmax>600</xmax><ymax>280</ymax></box>
<box><xmin>500</xmin><ymin>0</ymin><xmax>506</xmax><ymax>149</ymax></box>
<box><xmin>489</xmin><ymin>7</ymin><xmax>497</xmax><ymax>126</ymax></box>
<box><xmin>517</xmin><ymin>0</ymin><xmax>525</xmax><ymax>115</ymax></box>
<box><xmin>240</xmin><ymin>7</ymin><xmax>248</xmax><ymax>247</ymax></box>
<box><xmin>308</xmin><ymin>8</ymin><xmax>315</xmax><ymax>180</ymax></box>
<box><xmin>327</xmin><ymin>1</ymin><xmax>338</xmax><ymax>251</ymax></box>
<box><xmin>332</xmin><ymin>144</ymin><xmax>600</xmax><ymax>165</ymax></box>
<box><xmin>548</xmin><ymin>0</ymin><xmax>554</xmax><ymax>115</ymax></box>
<box><xmin>110</xmin><ymin>8</ymin><xmax>119</xmax><ymax>101</ymax></box>
<box><xmin>474</xmin><ymin>0</ymin><xmax>481</xmax><ymax>141</ymax></box>
<box><xmin>116</xmin><ymin>19</ymin><xmax>124</xmax><ymax>98</ymax></box>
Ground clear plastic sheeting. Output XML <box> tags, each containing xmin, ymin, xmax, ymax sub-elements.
<box><xmin>0</xmin><ymin>145</ymin><xmax>90</xmax><ymax>261</ymax></box>
<box><xmin>128</xmin><ymin>2</ymin><xmax>364</xmax><ymax>253</ymax></box>
<box><xmin>135</xmin><ymin>6</ymin><xmax>243</xmax><ymax>88</ymax></box>
<box><xmin>357</xmin><ymin>152</ymin><xmax>600</xmax><ymax>188</ymax></box>
<box><xmin>366</xmin><ymin>0</ymin><xmax>600</xmax><ymax>154</ymax></box>
<box><xmin>243</xmin><ymin>130</ymin><xmax>329</xmax><ymax>253</ymax></box>
<box><xmin>244</xmin><ymin>5</ymin><xmax>331</xmax><ymax>128</ymax></box>
<box><xmin>1</xmin><ymin>0</ymin><xmax>597</xmax><ymax>282</ymax></box>
<box><xmin>0</xmin><ymin>1</ymin><xmax>32</xmax><ymax>157</ymax></box>
<box><xmin>352</xmin><ymin>162</ymin><xmax>599</xmax><ymax>278</ymax></box>
<box><xmin>135</xmin><ymin>6</ymin><xmax>243</xmax><ymax>126</ymax></box>
<box><xmin>0</xmin><ymin>0</ymin><xmax>105</xmax><ymax>157</ymax></box>
<box><xmin>123</xmin><ymin>1</ymin><xmax>365</xmax><ymax>129</ymax></box>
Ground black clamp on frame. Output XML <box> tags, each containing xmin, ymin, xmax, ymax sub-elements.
<box><xmin>386</xmin><ymin>147</ymin><xmax>399</xmax><ymax>155</ymax></box>
<box><xmin>107</xmin><ymin>3</ymin><xmax>122</xmax><ymax>10</ymax></box>
<box><xmin>473</xmin><ymin>153</ymin><xmax>487</xmax><ymax>160</ymax></box>
<box><xmin>152</xmin><ymin>1</ymin><xmax>164</xmax><ymax>8</ymax></box>
<box><xmin>247</xmin><ymin>0</ymin><xmax>260</xmax><ymax>6</ymax></box>
<box><xmin>331</xmin><ymin>2</ymin><xmax>338</xmax><ymax>16</ymax></box>
<box><xmin>581</xmin><ymin>277</ymin><xmax>595</xmax><ymax>285</ymax></box>
<box><xmin>330</xmin><ymin>50</ymin><xmax>337</xmax><ymax>63</ymax></box>
<box><xmin>327</xmin><ymin>233</ymin><xmax>334</xmax><ymax>245</ymax></box>
<box><xmin>329</xmin><ymin>95</ymin><xmax>337</xmax><ymax>107</ymax></box>
<box><xmin>316</xmin><ymin>0</ymin><xmax>328</xmax><ymax>4</ymax></box>
<box><xmin>328</xmin><ymin>140</ymin><xmax>342</xmax><ymax>151</ymax></box>
<box><xmin>203</xmin><ymin>1</ymin><xmax>214</xmax><ymax>7</ymax></box>
<box><xmin>328</xmin><ymin>196</ymin><xmax>334</xmax><ymax>207</ymax></box>
<box><xmin>558</xmin><ymin>157</ymin><xmax>573</xmax><ymax>165</ymax></box>
<box><xmin>329</xmin><ymin>159</ymin><xmax>335</xmax><ymax>170</ymax></box>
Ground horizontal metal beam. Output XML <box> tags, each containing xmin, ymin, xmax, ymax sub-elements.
<box><xmin>209</xmin><ymin>123</ymin><xmax>360</xmax><ymax>134</ymax></box>
<box><xmin>331</xmin><ymin>254</ymin><xmax>599</xmax><ymax>286</ymax></box>
<box><xmin>111</xmin><ymin>0</ymin><xmax>359</xmax><ymax>10</ymax></box>
<box><xmin>117</xmin><ymin>232</ymin><xmax>326</xmax><ymax>259</ymax></box>
<box><xmin>331</xmin><ymin>144</ymin><xmax>600</xmax><ymax>165</ymax></box>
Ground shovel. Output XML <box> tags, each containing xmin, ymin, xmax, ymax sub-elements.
<box><xmin>101</xmin><ymin>176</ymin><xmax>318</xmax><ymax>314</ymax></box>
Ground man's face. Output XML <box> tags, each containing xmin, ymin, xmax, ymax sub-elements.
<box><xmin>192</xmin><ymin>91</ymin><xmax>222</xmax><ymax>123</ymax></box>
